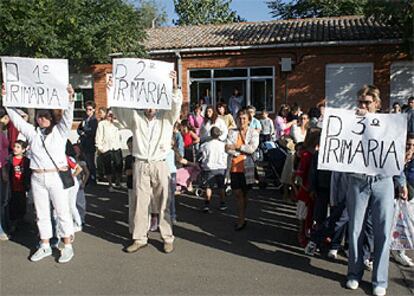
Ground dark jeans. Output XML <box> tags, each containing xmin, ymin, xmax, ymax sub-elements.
<box><xmin>84</xmin><ymin>151</ymin><xmax>96</xmax><ymax>183</ymax></box>
<box><xmin>9</xmin><ymin>191</ymin><xmax>26</xmax><ymax>221</ymax></box>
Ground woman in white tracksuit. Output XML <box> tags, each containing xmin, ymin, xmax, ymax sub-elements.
<box><xmin>3</xmin><ymin>85</ymin><xmax>75</xmax><ymax>263</ymax></box>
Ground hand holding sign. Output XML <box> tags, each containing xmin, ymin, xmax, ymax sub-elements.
<box><xmin>1</xmin><ymin>57</ymin><xmax>69</xmax><ymax>109</ymax></box>
<box><xmin>318</xmin><ymin>108</ymin><xmax>407</xmax><ymax>176</ymax></box>
<box><xmin>108</xmin><ymin>58</ymin><xmax>174</xmax><ymax>110</ymax></box>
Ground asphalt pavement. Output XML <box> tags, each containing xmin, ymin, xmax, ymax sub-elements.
<box><xmin>0</xmin><ymin>184</ymin><xmax>412</xmax><ymax>295</ymax></box>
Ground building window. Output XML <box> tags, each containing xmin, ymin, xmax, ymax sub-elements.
<box><xmin>390</xmin><ymin>61</ymin><xmax>414</xmax><ymax>109</ymax></box>
<box><xmin>325</xmin><ymin>63</ymin><xmax>373</xmax><ymax>110</ymax></box>
<box><xmin>70</xmin><ymin>73</ymin><xmax>94</xmax><ymax>120</ymax></box>
<box><xmin>188</xmin><ymin>67</ymin><xmax>274</xmax><ymax>112</ymax></box>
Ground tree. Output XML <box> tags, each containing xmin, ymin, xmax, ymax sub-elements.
<box><xmin>266</xmin><ymin>0</ymin><xmax>367</xmax><ymax>19</ymax></box>
<box><xmin>173</xmin><ymin>0</ymin><xmax>245</xmax><ymax>26</ymax></box>
<box><xmin>134</xmin><ymin>0</ymin><xmax>167</xmax><ymax>28</ymax></box>
<box><xmin>364</xmin><ymin>0</ymin><xmax>413</xmax><ymax>55</ymax></box>
<box><xmin>0</xmin><ymin>0</ymin><xmax>147</xmax><ymax>70</ymax></box>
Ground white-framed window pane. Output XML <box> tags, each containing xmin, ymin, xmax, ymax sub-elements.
<box><xmin>251</xmin><ymin>78</ymin><xmax>273</xmax><ymax>112</ymax></box>
<box><xmin>325</xmin><ymin>63</ymin><xmax>373</xmax><ymax>109</ymax></box>
<box><xmin>390</xmin><ymin>62</ymin><xmax>414</xmax><ymax>108</ymax></box>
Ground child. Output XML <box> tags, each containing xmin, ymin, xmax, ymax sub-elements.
<box><xmin>0</xmin><ymin>109</ymin><xmax>10</xmax><ymax>240</ymax></box>
<box><xmin>294</xmin><ymin>128</ymin><xmax>320</xmax><ymax>247</ymax></box>
<box><xmin>73</xmin><ymin>144</ymin><xmax>89</xmax><ymax>225</ymax></box>
<box><xmin>166</xmin><ymin>137</ymin><xmax>178</xmax><ymax>224</ymax></box>
<box><xmin>180</xmin><ymin>119</ymin><xmax>199</xmax><ymax>162</ymax></box>
<box><xmin>259</xmin><ymin>109</ymin><xmax>275</xmax><ymax>143</ymax></box>
<box><xmin>393</xmin><ymin>133</ymin><xmax>414</xmax><ymax>267</ymax></box>
<box><xmin>199</xmin><ymin>126</ymin><xmax>228</xmax><ymax>212</ymax></box>
<box><xmin>4</xmin><ymin>140</ymin><xmax>31</xmax><ymax>233</ymax></box>
<box><xmin>66</xmin><ymin>154</ymin><xmax>83</xmax><ymax>233</ymax></box>
<box><xmin>124</xmin><ymin>137</ymin><xmax>135</xmax><ymax>234</ymax></box>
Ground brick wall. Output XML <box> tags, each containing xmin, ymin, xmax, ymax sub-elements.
<box><xmin>92</xmin><ymin>44</ymin><xmax>411</xmax><ymax>116</ymax></box>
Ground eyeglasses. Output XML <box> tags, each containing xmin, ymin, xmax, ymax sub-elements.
<box><xmin>358</xmin><ymin>100</ymin><xmax>374</xmax><ymax>106</ymax></box>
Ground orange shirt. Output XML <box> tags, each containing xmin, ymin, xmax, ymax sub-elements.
<box><xmin>231</xmin><ymin>134</ymin><xmax>246</xmax><ymax>173</ymax></box>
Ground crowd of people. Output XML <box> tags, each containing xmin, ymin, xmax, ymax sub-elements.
<box><xmin>0</xmin><ymin>79</ymin><xmax>413</xmax><ymax>296</ymax></box>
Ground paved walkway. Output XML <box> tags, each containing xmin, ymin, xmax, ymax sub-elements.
<box><xmin>0</xmin><ymin>184</ymin><xmax>412</xmax><ymax>295</ymax></box>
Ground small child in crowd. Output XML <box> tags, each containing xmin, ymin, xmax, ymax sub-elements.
<box><xmin>73</xmin><ymin>144</ymin><xmax>89</xmax><ymax>226</ymax></box>
<box><xmin>4</xmin><ymin>140</ymin><xmax>31</xmax><ymax>233</ymax></box>
<box><xmin>199</xmin><ymin>127</ymin><xmax>228</xmax><ymax>212</ymax></box>
<box><xmin>259</xmin><ymin>109</ymin><xmax>275</xmax><ymax>143</ymax></box>
<box><xmin>124</xmin><ymin>137</ymin><xmax>135</xmax><ymax>234</ymax></box>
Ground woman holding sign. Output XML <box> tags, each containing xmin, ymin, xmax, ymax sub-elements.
<box><xmin>345</xmin><ymin>85</ymin><xmax>406</xmax><ymax>296</ymax></box>
<box><xmin>2</xmin><ymin>84</ymin><xmax>76</xmax><ymax>264</ymax></box>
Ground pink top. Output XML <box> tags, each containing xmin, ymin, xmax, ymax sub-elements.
<box><xmin>0</xmin><ymin>132</ymin><xmax>9</xmax><ymax>168</ymax></box>
<box><xmin>188</xmin><ymin>114</ymin><xmax>204</xmax><ymax>136</ymax></box>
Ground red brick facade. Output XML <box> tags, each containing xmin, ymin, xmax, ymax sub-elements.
<box><xmin>91</xmin><ymin>44</ymin><xmax>410</xmax><ymax>115</ymax></box>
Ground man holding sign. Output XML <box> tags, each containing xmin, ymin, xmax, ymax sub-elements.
<box><xmin>111</xmin><ymin>61</ymin><xmax>181</xmax><ymax>254</ymax></box>
<box><xmin>318</xmin><ymin>85</ymin><xmax>406</xmax><ymax>296</ymax></box>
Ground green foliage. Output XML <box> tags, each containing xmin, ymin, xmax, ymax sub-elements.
<box><xmin>266</xmin><ymin>0</ymin><xmax>367</xmax><ymax>19</ymax></box>
<box><xmin>266</xmin><ymin>0</ymin><xmax>413</xmax><ymax>54</ymax></box>
<box><xmin>0</xmin><ymin>0</ymin><xmax>147</xmax><ymax>70</ymax></box>
<box><xmin>173</xmin><ymin>0</ymin><xmax>245</xmax><ymax>26</ymax></box>
<box><xmin>133</xmin><ymin>0</ymin><xmax>167</xmax><ymax>28</ymax></box>
<box><xmin>364</xmin><ymin>0</ymin><xmax>413</xmax><ymax>55</ymax></box>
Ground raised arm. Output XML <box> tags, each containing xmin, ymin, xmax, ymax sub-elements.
<box><xmin>165</xmin><ymin>71</ymin><xmax>183</xmax><ymax>124</ymax></box>
<box><xmin>56</xmin><ymin>84</ymin><xmax>75</xmax><ymax>138</ymax></box>
<box><xmin>4</xmin><ymin>108</ymin><xmax>36</xmax><ymax>140</ymax></box>
<box><xmin>2</xmin><ymin>84</ymin><xmax>36</xmax><ymax>140</ymax></box>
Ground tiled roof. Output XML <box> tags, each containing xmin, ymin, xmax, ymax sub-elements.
<box><xmin>144</xmin><ymin>15</ymin><xmax>401</xmax><ymax>51</ymax></box>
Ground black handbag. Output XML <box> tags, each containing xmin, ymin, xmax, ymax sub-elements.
<box><xmin>41</xmin><ymin>138</ymin><xmax>74</xmax><ymax>189</ymax></box>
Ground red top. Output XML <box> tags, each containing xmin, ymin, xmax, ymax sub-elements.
<box><xmin>11</xmin><ymin>156</ymin><xmax>25</xmax><ymax>192</ymax></box>
<box><xmin>67</xmin><ymin>156</ymin><xmax>78</xmax><ymax>170</ymax></box>
<box><xmin>182</xmin><ymin>132</ymin><xmax>193</xmax><ymax>148</ymax></box>
<box><xmin>295</xmin><ymin>150</ymin><xmax>313</xmax><ymax>203</ymax></box>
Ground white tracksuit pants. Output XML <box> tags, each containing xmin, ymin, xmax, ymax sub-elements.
<box><xmin>31</xmin><ymin>172</ymin><xmax>74</xmax><ymax>240</ymax></box>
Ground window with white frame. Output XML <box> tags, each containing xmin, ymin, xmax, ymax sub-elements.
<box><xmin>390</xmin><ymin>61</ymin><xmax>414</xmax><ymax>108</ymax></box>
<box><xmin>325</xmin><ymin>63</ymin><xmax>373</xmax><ymax>110</ymax></box>
<box><xmin>188</xmin><ymin>67</ymin><xmax>274</xmax><ymax>112</ymax></box>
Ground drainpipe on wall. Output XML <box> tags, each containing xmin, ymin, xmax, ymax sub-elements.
<box><xmin>175</xmin><ymin>51</ymin><xmax>182</xmax><ymax>88</ymax></box>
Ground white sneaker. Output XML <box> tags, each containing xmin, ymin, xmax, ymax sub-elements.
<box><xmin>328</xmin><ymin>249</ymin><xmax>338</xmax><ymax>259</ymax></box>
<box><xmin>0</xmin><ymin>233</ymin><xmax>9</xmax><ymax>241</ymax></box>
<box><xmin>346</xmin><ymin>279</ymin><xmax>359</xmax><ymax>290</ymax></box>
<box><xmin>364</xmin><ymin>259</ymin><xmax>373</xmax><ymax>271</ymax></box>
<box><xmin>58</xmin><ymin>246</ymin><xmax>74</xmax><ymax>263</ymax></box>
<box><xmin>373</xmin><ymin>287</ymin><xmax>386</xmax><ymax>296</ymax></box>
<box><xmin>30</xmin><ymin>246</ymin><xmax>52</xmax><ymax>262</ymax></box>
<box><xmin>304</xmin><ymin>241</ymin><xmax>317</xmax><ymax>256</ymax></box>
<box><xmin>394</xmin><ymin>251</ymin><xmax>414</xmax><ymax>267</ymax></box>
<box><xmin>149</xmin><ymin>217</ymin><xmax>158</xmax><ymax>232</ymax></box>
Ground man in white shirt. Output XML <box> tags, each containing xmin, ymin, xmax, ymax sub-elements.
<box><xmin>113</xmin><ymin>71</ymin><xmax>181</xmax><ymax>254</ymax></box>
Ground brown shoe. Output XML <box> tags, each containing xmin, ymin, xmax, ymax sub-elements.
<box><xmin>124</xmin><ymin>241</ymin><xmax>147</xmax><ymax>253</ymax></box>
<box><xmin>164</xmin><ymin>242</ymin><xmax>174</xmax><ymax>254</ymax></box>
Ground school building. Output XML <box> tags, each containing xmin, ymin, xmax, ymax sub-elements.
<box><xmin>78</xmin><ymin>15</ymin><xmax>413</xmax><ymax>118</ymax></box>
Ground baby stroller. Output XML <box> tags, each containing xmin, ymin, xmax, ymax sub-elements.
<box><xmin>256</xmin><ymin>140</ymin><xmax>288</xmax><ymax>189</ymax></box>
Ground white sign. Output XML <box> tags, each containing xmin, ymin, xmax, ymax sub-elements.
<box><xmin>1</xmin><ymin>57</ymin><xmax>69</xmax><ymax>109</ymax></box>
<box><xmin>108</xmin><ymin>58</ymin><xmax>174</xmax><ymax>110</ymax></box>
<box><xmin>318</xmin><ymin>108</ymin><xmax>407</xmax><ymax>176</ymax></box>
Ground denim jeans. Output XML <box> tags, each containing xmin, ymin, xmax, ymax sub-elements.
<box><xmin>346</xmin><ymin>174</ymin><xmax>394</xmax><ymax>289</ymax></box>
<box><xmin>169</xmin><ymin>173</ymin><xmax>177</xmax><ymax>221</ymax></box>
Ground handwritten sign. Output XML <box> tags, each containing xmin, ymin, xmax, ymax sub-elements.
<box><xmin>108</xmin><ymin>58</ymin><xmax>174</xmax><ymax>110</ymax></box>
<box><xmin>1</xmin><ymin>57</ymin><xmax>69</xmax><ymax>109</ymax></box>
<box><xmin>318</xmin><ymin>108</ymin><xmax>407</xmax><ymax>176</ymax></box>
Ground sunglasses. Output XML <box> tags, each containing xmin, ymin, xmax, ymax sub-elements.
<box><xmin>358</xmin><ymin>100</ymin><xmax>374</xmax><ymax>106</ymax></box>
